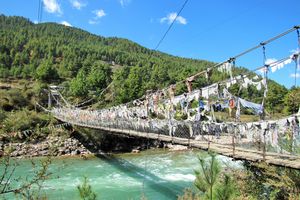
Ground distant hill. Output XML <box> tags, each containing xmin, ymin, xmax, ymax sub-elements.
<box><xmin>0</xmin><ymin>15</ymin><xmax>290</xmax><ymax>113</ymax></box>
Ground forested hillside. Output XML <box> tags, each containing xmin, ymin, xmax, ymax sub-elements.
<box><xmin>0</xmin><ymin>14</ymin><xmax>299</xmax><ymax>118</ymax></box>
<box><xmin>0</xmin><ymin>15</ymin><xmax>216</xmax><ymax>102</ymax></box>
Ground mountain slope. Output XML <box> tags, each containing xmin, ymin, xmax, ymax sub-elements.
<box><xmin>0</xmin><ymin>15</ymin><xmax>289</xmax><ymax>111</ymax></box>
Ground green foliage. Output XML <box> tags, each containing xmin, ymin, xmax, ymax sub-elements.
<box><xmin>0</xmin><ymin>109</ymin><xmax>6</xmax><ymax>123</ymax></box>
<box><xmin>1</xmin><ymin>109</ymin><xmax>49</xmax><ymax>135</ymax></box>
<box><xmin>0</xmin><ymin>88</ymin><xmax>28</xmax><ymax>111</ymax></box>
<box><xmin>194</xmin><ymin>151</ymin><xmax>221</xmax><ymax>200</ymax></box>
<box><xmin>0</xmin><ymin>14</ymin><xmax>297</xmax><ymax>114</ymax></box>
<box><xmin>87</xmin><ymin>63</ymin><xmax>112</xmax><ymax>91</ymax></box>
<box><xmin>35</xmin><ymin>59</ymin><xmax>59</xmax><ymax>82</ymax></box>
<box><xmin>284</xmin><ymin>87</ymin><xmax>300</xmax><ymax>114</ymax></box>
<box><xmin>70</xmin><ymin>69</ymin><xmax>89</xmax><ymax>96</ymax></box>
<box><xmin>194</xmin><ymin>152</ymin><xmax>238</xmax><ymax>200</ymax></box>
<box><xmin>77</xmin><ymin>177</ymin><xmax>97</xmax><ymax>200</ymax></box>
<box><xmin>241</xmin><ymin>162</ymin><xmax>300</xmax><ymax>200</ymax></box>
<box><xmin>215</xmin><ymin>174</ymin><xmax>236</xmax><ymax>200</ymax></box>
<box><xmin>0</xmin><ymin>66</ymin><xmax>10</xmax><ymax>78</ymax></box>
<box><xmin>266</xmin><ymin>80</ymin><xmax>288</xmax><ymax>114</ymax></box>
<box><xmin>0</xmin><ymin>13</ymin><xmax>297</xmax><ymax>151</ymax></box>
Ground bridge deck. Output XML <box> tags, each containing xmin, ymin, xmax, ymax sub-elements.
<box><xmin>55</xmin><ymin>116</ymin><xmax>300</xmax><ymax>169</ymax></box>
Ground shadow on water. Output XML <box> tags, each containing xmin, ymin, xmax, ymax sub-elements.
<box><xmin>95</xmin><ymin>153</ymin><xmax>187</xmax><ymax>199</ymax></box>
<box><xmin>71</xmin><ymin>127</ymin><xmax>189</xmax><ymax>198</ymax></box>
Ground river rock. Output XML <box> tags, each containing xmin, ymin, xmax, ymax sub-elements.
<box><xmin>131</xmin><ymin>149</ymin><xmax>140</xmax><ymax>153</ymax></box>
<box><xmin>4</xmin><ymin>135</ymin><xmax>92</xmax><ymax>158</ymax></box>
<box><xmin>166</xmin><ymin>144</ymin><xmax>188</xmax><ymax>151</ymax></box>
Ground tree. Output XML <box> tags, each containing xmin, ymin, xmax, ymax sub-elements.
<box><xmin>70</xmin><ymin>69</ymin><xmax>89</xmax><ymax>97</ymax></box>
<box><xmin>194</xmin><ymin>151</ymin><xmax>221</xmax><ymax>200</ymax></box>
<box><xmin>35</xmin><ymin>59</ymin><xmax>59</xmax><ymax>82</ymax></box>
<box><xmin>124</xmin><ymin>66</ymin><xmax>144</xmax><ymax>100</ymax></box>
<box><xmin>265</xmin><ymin>81</ymin><xmax>288</xmax><ymax>114</ymax></box>
<box><xmin>77</xmin><ymin>177</ymin><xmax>97</xmax><ymax>200</ymax></box>
<box><xmin>194</xmin><ymin>152</ymin><xmax>238</xmax><ymax>200</ymax></box>
<box><xmin>284</xmin><ymin>87</ymin><xmax>300</xmax><ymax>114</ymax></box>
<box><xmin>87</xmin><ymin>63</ymin><xmax>112</xmax><ymax>92</ymax></box>
<box><xmin>112</xmin><ymin>66</ymin><xmax>130</xmax><ymax>103</ymax></box>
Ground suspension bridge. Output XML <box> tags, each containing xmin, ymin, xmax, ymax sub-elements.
<box><xmin>41</xmin><ymin>25</ymin><xmax>300</xmax><ymax>169</ymax></box>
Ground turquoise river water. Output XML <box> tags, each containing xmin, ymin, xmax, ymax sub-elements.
<box><xmin>2</xmin><ymin>149</ymin><xmax>241</xmax><ymax>200</ymax></box>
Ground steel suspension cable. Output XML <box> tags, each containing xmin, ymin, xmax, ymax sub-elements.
<box><xmin>295</xmin><ymin>28</ymin><xmax>300</xmax><ymax>87</ymax></box>
<box><xmin>153</xmin><ymin>0</ymin><xmax>189</xmax><ymax>51</ymax></box>
<box><xmin>75</xmin><ymin>82</ymin><xmax>113</xmax><ymax>108</ymax></box>
<box><xmin>234</xmin><ymin>25</ymin><xmax>300</xmax><ymax>60</ymax></box>
<box><xmin>141</xmin><ymin>1</ymin><xmax>190</xmax><ymax>196</ymax></box>
<box><xmin>37</xmin><ymin>0</ymin><xmax>43</xmax><ymax>23</ymax></box>
<box><xmin>142</xmin><ymin>24</ymin><xmax>300</xmax><ymax>102</ymax></box>
<box><xmin>108</xmin><ymin>0</ymin><xmax>190</xmax><ymax>108</ymax></box>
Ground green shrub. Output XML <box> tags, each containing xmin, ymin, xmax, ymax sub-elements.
<box><xmin>2</xmin><ymin>109</ymin><xmax>50</xmax><ymax>134</ymax></box>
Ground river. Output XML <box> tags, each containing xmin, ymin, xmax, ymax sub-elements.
<box><xmin>2</xmin><ymin>149</ymin><xmax>241</xmax><ymax>200</ymax></box>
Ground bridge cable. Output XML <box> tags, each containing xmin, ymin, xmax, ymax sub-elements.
<box><xmin>37</xmin><ymin>0</ymin><xmax>43</xmax><ymax>23</ymax></box>
<box><xmin>261</xmin><ymin>45</ymin><xmax>268</xmax><ymax>120</ymax></box>
<box><xmin>141</xmin><ymin>0</ymin><xmax>190</xmax><ymax>196</ymax></box>
<box><xmin>104</xmin><ymin>22</ymin><xmax>299</xmax><ymax>108</ymax></box>
<box><xmin>136</xmin><ymin>25</ymin><xmax>300</xmax><ymax>107</ymax></box>
<box><xmin>37</xmin><ymin>0</ymin><xmax>41</xmax><ymax>23</ymax></box>
<box><xmin>294</xmin><ymin>28</ymin><xmax>300</xmax><ymax>88</ymax></box>
<box><xmin>75</xmin><ymin>82</ymin><xmax>113</xmax><ymax>108</ymax></box>
<box><xmin>107</xmin><ymin>0</ymin><xmax>189</xmax><ymax>106</ymax></box>
<box><xmin>292</xmin><ymin>28</ymin><xmax>300</xmax><ymax>114</ymax></box>
<box><xmin>153</xmin><ymin>0</ymin><xmax>189</xmax><ymax>51</ymax></box>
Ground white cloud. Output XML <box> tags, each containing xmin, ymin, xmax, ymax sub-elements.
<box><xmin>93</xmin><ymin>9</ymin><xmax>106</xmax><ymax>18</ymax></box>
<box><xmin>43</xmin><ymin>0</ymin><xmax>62</xmax><ymax>15</ymax></box>
<box><xmin>264</xmin><ymin>57</ymin><xmax>293</xmax><ymax>73</ymax></box>
<box><xmin>290</xmin><ymin>73</ymin><xmax>300</xmax><ymax>78</ymax></box>
<box><xmin>119</xmin><ymin>0</ymin><xmax>131</xmax><ymax>7</ymax></box>
<box><xmin>70</xmin><ymin>0</ymin><xmax>86</xmax><ymax>10</ymax></box>
<box><xmin>160</xmin><ymin>12</ymin><xmax>187</xmax><ymax>25</ymax></box>
<box><xmin>265</xmin><ymin>58</ymin><xmax>277</xmax><ymax>73</ymax></box>
<box><xmin>33</xmin><ymin>20</ymin><xmax>38</xmax><ymax>24</ymax></box>
<box><xmin>89</xmin><ymin>9</ymin><xmax>106</xmax><ymax>25</ymax></box>
<box><xmin>265</xmin><ymin>58</ymin><xmax>277</xmax><ymax>65</ymax></box>
<box><xmin>60</xmin><ymin>21</ymin><xmax>72</xmax><ymax>27</ymax></box>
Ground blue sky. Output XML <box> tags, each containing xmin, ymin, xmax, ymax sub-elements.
<box><xmin>0</xmin><ymin>0</ymin><xmax>299</xmax><ymax>88</ymax></box>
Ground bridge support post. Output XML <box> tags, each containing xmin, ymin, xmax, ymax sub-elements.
<box><xmin>232</xmin><ymin>124</ymin><xmax>236</xmax><ymax>156</ymax></box>
<box><xmin>157</xmin><ymin>131</ymin><xmax>160</xmax><ymax>147</ymax></box>
<box><xmin>188</xmin><ymin>122</ymin><xmax>193</xmax><ymax>148</ymax></box>
<box><xmin>48</xmin><ymin>92</ymin><xmax>51</xmax><ymax>108</ymax></box>
<box><xmin>263</xmin><ymin>129</ymin><xmax>267</xmax><ymax>161</ymax></box>
<box><xmin>200</xmin><ymin>123</ymin><xmax>204</xmax><ymax>141</ymax></box>
<box><xmin>172</xmin><ymin>135</ymin><xmax>174</xmax><ymax>144</ymax></box>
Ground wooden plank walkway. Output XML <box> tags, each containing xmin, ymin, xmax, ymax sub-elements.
<box><xmin>54</xmin><ymin>116</ymin><xmax>300</xmax><ymax>169</ymax></box>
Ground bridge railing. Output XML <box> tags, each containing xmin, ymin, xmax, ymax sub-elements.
<box><xmin>52</xmin><ymin>107</ymin><xmax>300</xmax><ymax>158</ymax></box>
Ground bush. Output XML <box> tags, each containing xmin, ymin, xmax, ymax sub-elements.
<box><xmin>1</xmin><ymin>109</ymin><xmax>50</xmax><ymax>137</ymax></box>
<box><xmin>0</xmin><ymin>109</ymin><xmax>7</xmax><ymax>123</ymax></box>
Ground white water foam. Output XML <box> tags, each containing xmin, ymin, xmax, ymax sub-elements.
<box><xmin>162</xmin><ymin>173</ymin><xmax>195</xmax><ymax>182</ymax></box>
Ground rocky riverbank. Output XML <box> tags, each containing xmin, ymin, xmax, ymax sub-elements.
<box><xmin>1</xmin><ymin>135</ymin><xmax>92</xmax><ymax>157</ymax></box>
<box><xmin>0</xmin><ymin>131</ymin><xmax>190</xmax><ymax>158</ymax></box>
